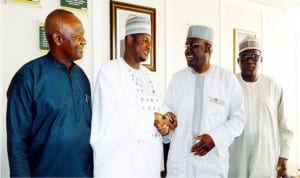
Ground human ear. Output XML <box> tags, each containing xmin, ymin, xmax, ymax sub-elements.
<box><xmin>205</xmin><ymin>44</ymin><xmax>212</xmax><ymax>54</ymax></box>
<box><xmin>126</xmin><ymin>35</ymin><xmax>134</xmax><ymax>45</ymax></box>
<box><xmin>53</xmin><ymin>32</ymin><xmax>63</xmax><ymax>46</ymax></box>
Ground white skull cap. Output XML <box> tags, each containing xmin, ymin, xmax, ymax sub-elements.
<box><xmin>239</xmin><ymin>35</ymin><xmax>261</xmax><ymax>54</ymax></box>
<box><xmin>187</xmin><ymin>25</ymin><xmax>214</xmax><ymax>44</ymax></box>
<box><xmin>125</xmin><ymin>14</ymin><xmax>151</xmax><ymax>36</ymax></box>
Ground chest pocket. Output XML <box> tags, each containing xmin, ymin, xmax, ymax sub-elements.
<box><xmin>206</xmin><ymin>96</ymin><xmax>227</xmax><ymax>125</ymax></box>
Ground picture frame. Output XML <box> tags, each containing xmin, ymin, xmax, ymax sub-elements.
<box><xmin>39</xmin><ymin>22</ymin><xmax>49</xmax><ymax>54</ymax></box>
<box><xmin>110</xmin><ymin>1</ymin><xmax>156</xmax><ymax>71</ymax></box>
<box><xmin>60</xmin><ymin>0</ymin><xmax>87</xmax><ymax>13</ymax></box>
<box><xmin>7</xmin><ymin>0</ymin><xmax>40</xmax><ymax>6</ymax></box>
<box><xmin>233</xmin><ymin>28</ymin><xmax>256</xmax><ymax>73</ymax></box>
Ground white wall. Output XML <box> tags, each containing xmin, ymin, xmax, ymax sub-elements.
<box><xmin>263</xmin><ymin>11</ymin><xmax>299</xmax><ymax>172</ymax></box>
<box><xmin>0</xmin><ymin>1</ymin><xmax>4</xmax><ymax>176</ymax></box>
<box><xmin>1</xmin><ymin>0</ymin><xmax>300</xmax><ymax>177</ymax></box>
<box><xmin>297</xmin><ymin>12</ymin><xmax>300</xmax><ymax>170</ymax></box>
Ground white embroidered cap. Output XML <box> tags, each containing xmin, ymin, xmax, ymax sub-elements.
<box><xmin>239</xmin><ymin>36</ymin><xmax>261</xmax><ymax>54</ymax></box>
<box><xmin>125</xmin><ymin>14</ymin><xmax>151</xmax><ymax>36</ymax></box>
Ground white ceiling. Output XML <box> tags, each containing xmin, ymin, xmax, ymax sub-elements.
<box><xmin>248</xmin><ymin>0</ymin><xmax>300</xmax><ymax>10</ymax></box>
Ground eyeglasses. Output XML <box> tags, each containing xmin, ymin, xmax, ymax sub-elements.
<box><xmin>185</xmin><ymin>43</ymin><xmax>201</xmax><ymax>50</ymax></box>
<box><xmin>240</xmin><ymin>54</ymin><xmax>261</xmax><ymax>61</ymax></box>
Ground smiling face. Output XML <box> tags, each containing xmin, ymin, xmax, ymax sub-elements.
<box><xmin>132</xmin><ymin>33</ymin><xmax>152</xmax><ymax>63</ymax></box>
<box><xmin>123</xmin><ymin>33</ymin><xmax>152</xmax><ymax>69</ymax></box>
<box><xmin>185</xmin><ymin>38</ymin><xmax>211</xmax><ymax>73</ymax></box>
<box><xmin>45</xmin><ymin>10</ymin><xmax>86</xmax><ymax>67</ymax></box>
<box><xmin>58</xmin><ymin>18</ymin><xmax>86</xmax><ymax>61</ymax></box>
<box><xmin>238</xmin><ymin>49</ymin><xmax>262</xmax><ymax>82</ymax></box>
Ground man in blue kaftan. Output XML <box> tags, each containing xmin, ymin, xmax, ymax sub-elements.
<box><xmin>6</xmin><ymin>9</ymin><xmax>93</xmax><ymax>177</ymax></box>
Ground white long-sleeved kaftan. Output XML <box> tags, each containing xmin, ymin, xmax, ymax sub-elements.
<box><xmin>229</xmin><ymin>74</ymin><xmax>293</xmax><ymax>178</ymax></box>
<box><xmin>90</xmin><ymin>58</ymin><xmax>163</xmax><ymax>178</ymax></box>
<box><xmin>165</xmin><ymin>65</ymin><xmax>245</xmax><ymax>178</ymax></box>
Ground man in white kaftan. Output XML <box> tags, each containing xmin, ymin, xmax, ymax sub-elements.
<box><xmin>90</xmin><ymin>15</ymin><xmax>177</xmax><ymax>178</ymax></box>
<box><xmin>165</xmin><ymin>25</ymin><xmax>245</xmax><ymax>178</ymax></box>
<box><xmin>229</xmin><ymin>36</ymin><xmax>293</xmax><ymax>178</ymax></box>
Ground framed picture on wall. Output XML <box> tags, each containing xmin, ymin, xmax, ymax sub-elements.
<box><xmin>60</xmin><ymin>0</ymin><xmax>87</xmax><ymax>13</ymax></box>
<box><xmin>39</xmin><ymin>22</ymin><xmax>49</xmax><ymax>54</ymax></box>
<box><xmin>110</xmin><ymin>1</ymin><xmax>156</xmax><ymax>71</ymax></box>
<box><xmin>233</xmin><ymin>28</ymin><xmax>256</xmax><ymax>73</ymax></box>
<box><xmin>7</xmin><ymin>0</ymin><xmax>40</xmax><ymax>6</ymax></box>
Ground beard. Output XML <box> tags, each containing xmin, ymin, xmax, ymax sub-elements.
<box><xmin>187</xmin><ymin>57</ymin><xmax>202</xmax><ymax>71</ymax></box>
<box><xmin>139</xmin><ymin>56</ymin><xmax>147</xmax><ymax>62</ymax></box>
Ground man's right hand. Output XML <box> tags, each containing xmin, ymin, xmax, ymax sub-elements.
<box><xmin>165</xmin><ymin>112</ymin><xmax>177</xmax><ymax>130</ymax></box>
<box><xmin>154</xmin><ymin>112</ymin><xmax>177</xmax><ymax>136</ymax></box>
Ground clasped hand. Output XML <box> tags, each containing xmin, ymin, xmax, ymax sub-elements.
<box><xmin>154</xmin><ymin>112</ymin><xmax>177</xmax><ymax>136</ymax></box>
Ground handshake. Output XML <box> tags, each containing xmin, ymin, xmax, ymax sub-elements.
<box><xmin>154</xmin><ymin>112</ymin><xmax>177</xmax><ymax>136</ymax></box>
